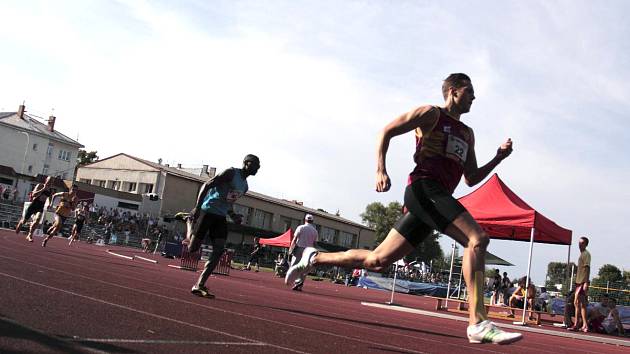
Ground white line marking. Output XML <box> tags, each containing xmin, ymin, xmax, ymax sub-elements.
<box><xmin>133</xmin><ymin>255</ymin><xmax>158</xmax><ymax>263</ymax></box>
<box><xmin>106</xmin><ymin>250</ymin><xmax>133</xmax><ymax>260</ymax></box>
<box><xmin>361</xmin><ymin>302</ymin><xmax>630</xmax><ymax>347</ymax></box>
<box><xmin>0</xmin><ymin>271</ymin><xmax>306</xmax><ymax>354</ymax></box>
<box><xmin>73</xmin><ymin>338</ymin><xmax>266</xmax><ymax>345</ymax></box>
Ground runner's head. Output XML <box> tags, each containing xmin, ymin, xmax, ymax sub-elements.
<box><xmin>442</xmin><ymin>73</ymin><xmax>475</xmax><ymax>114</ymax></box>
<box><xmin>242</xmin><ymin>154</ymin><xmax>260</xmax><ymax>176</ymax></box>
<box><xmin>305</xmin><ymin>214</ymin><xmax>314</xmax><ymax>224</ymax></box>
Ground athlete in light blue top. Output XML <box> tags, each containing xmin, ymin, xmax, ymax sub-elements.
<box><xmin>187</xmin><ymin>154</ymin><xmax>260</xmax><ymax>298</ymax></box>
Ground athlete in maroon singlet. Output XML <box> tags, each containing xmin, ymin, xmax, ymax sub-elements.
<box><xmin>287</xmin><ymin>73</ymin><xmax>522</xmax><ymax>344</ymax></box>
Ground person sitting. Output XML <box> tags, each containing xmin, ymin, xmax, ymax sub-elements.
<box><xmin>588</xmin><ymin>295</ymin><xmax>611</xmax><ymax>332</ymax></box>
<box><xmin>508</xmin><ymin>277</ymin><xmax>536</xmax><ymax>319</ymax></box>
<box><xmin>591</xmin><ymin>298</ymin><xmax>625</xmax><ymax>336</ymax></box>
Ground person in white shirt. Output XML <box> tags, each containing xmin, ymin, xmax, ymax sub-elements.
<box><xmin>288</xmin><ymin>214</ymin><xmax>319</xmax><ymax>291</ymax></box>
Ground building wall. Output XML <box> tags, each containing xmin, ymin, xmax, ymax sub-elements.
<box><xmin>0</xmin><ymin>125</ymin><xmax>79</xmax><ymax>179</ymax></box>
<box><xmin>159</xmin><ymin>174</ymin><xmax>201</xmax><ymax>216</ymax></box>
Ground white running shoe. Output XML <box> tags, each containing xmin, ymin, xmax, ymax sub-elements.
<box><xmin>285</xmin><ymin>247</ymin><xmax>318</xmax><ymax>286</ymax></box>
<box><xmin>467</xmin><ymin>320</ymin><xmax>522</xmax><ymax>344</ymax></box>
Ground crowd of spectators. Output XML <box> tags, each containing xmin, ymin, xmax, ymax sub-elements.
<box><xmin>0</xmin><ymin>185</ymin><xmax>18</xmax><ymax>202</ymax></box>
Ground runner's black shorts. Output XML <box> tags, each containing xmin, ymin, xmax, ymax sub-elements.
<box><xmin>394</xmin><ymin>178</ymin><xmax>467</xmax><ymax>247</ymax></box>
<box><xmin>24</xmin><ymin>200</ymin><xmax>45</xmax><ymax>220</ymax></box>
<box><xmin>193</xmin><ymin>209</ymin><xmax>228</xmax><ymax>241</ymax></box>
<box><xmin>75</xmin><ymin>219</ymin><xmax>85</xmax><ymax>233</ymax></box>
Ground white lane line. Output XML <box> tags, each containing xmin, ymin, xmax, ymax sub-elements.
<box><xmin>106</xmin><ymin>250</ymin><xmax>133</xmax><ymax>260</ymax></box>
<box><xmin>132</xmin><ymin>255</ymin><xmax>158</xmax><ymax>263</ymax></box>
<box><xmin>73</xmin><ymin>339</ymin><xmax>266</xmax><ymax>345</ymax></box>
<box><xmin>0</xmin><ymin>252</ymin><xmax>429</xmax><ymax>354</ymax></box>
<box><xmin>0</xmin><ymin>271</ymin><xmax>306</xmax><ymax>354</ymax></box>
<box><xmin>362</xmin><ymin>302</ymin><xmax>630</xmax><ymax>348</ymax></box>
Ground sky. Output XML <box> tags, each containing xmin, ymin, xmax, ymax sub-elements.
<box><xmin>1</xmin><ymin>0</ymin><xmax>628</xmax><ymax>286</ymax></box>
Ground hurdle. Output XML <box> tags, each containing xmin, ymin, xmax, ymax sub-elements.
<box><xmin>213</xmin><ymin>249</ymin><xmax>233</xmax><ymax>276</ymax></box>
<box><xmin>167</xmin><ymin>246</ymin><xmax>201</xmax><ymax>271</ymax></box>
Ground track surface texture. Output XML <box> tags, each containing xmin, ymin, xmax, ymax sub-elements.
<box><xmin>1</xmin><ymin>229</ymin><xmax>627</xmax><ymax>353</ymax></box>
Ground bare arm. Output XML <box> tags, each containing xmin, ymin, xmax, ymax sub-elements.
<box><xmin>376</xmin><ymin>105</ymin><xmax>440</xmax><ymax>192</ymax></box>
<box><xmin>30</xmin><ymin>183</ymin><xmax>45</xmax><ymax>198</ymax></box>
<box><xmin>463</xmin><ymin>133</ymin><xmax>513</xmax><ymax>187</ymax></box>
<box><xmin>612</xmin><ymin>309</ymin><xmax>623</xmax><ymax>335</ymax></box>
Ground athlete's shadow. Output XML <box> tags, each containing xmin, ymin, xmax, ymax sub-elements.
<box><xmin>218</xmin><ymin>299</ymin><xmax>460</xmax><ymax>339</ymax></box>
<box><xmin>0</xmin><ymin>313</ymin><xmax>135</xmax><ymax>353</ymax></box>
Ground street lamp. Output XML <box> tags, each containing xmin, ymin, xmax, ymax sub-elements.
<box><xmin>20</xmin><ymin>131</ymin><xmax>30</xmax><ymax>175</ymax></box>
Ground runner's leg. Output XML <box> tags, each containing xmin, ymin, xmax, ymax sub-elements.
<box><xmin>195</xmin><ymin>237</ymin><xmax>226</xmax><ymax>288</ymax></box>
<box><xmin>443</xmin><ymin>212</ymin><xmax>490</xmax><ymax>325</ymax></box>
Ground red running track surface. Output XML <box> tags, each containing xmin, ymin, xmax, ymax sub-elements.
<box><xmin>0</xmin><ymin>229</ymin><xmax>627</xmax><ymax>353</ymax></box>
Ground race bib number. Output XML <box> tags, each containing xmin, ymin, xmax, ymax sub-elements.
<box><xmin>226</xmin><ymin>190</ymin><xmax>243</xmax><ymax>202</ymax></box>
<box><xmin>445</xmin><ymin>134</ymin><xmax>469</xmax><ymax>163</ymax></box>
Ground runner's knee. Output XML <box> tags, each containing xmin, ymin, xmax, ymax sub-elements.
<box><xmin>468</xmin><ymin>231</ymin><xmax>489</xmax><ymax>251</ymax></box>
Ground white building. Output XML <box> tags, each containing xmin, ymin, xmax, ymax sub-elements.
<box><xmin>0</xmin><ymin>104</ymin><xmax>83</xmax><ymax>180</ymax></box>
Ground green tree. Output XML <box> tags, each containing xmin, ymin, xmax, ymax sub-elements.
<box><xmin>596</xmin><ymin>264</ymin><xmax>623</xmax><ymax>283</ymax></box>
<box><xmin>360</xmin><ymin>201</ymin><xmax>403</xmax><ymax>246</ymax></box>
<box><xmin>405</xmin><ymin>231</ymin><xmax>444</xmax><ymax>264</ymax></box>
<box><xmin>624</xmin><ymin>270</ymin><xmax>630</xmax><ymax>285</ymax></box>
<box><xmin>545</xmin><ymin>261</ymin><xmax>575</xmax><ymax>291</ymax></box>
<box><xmin>77</xmin><ymin>149</ymin><xmax>98</xmax><ymax>166</ymax></box>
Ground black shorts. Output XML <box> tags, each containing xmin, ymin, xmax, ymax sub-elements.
<box><xmin>75</xmin><ymin>219</ymin><xmax>85</xmax><ymax>233</ymax></box>
<box><xmin>394</xmin><ymin>179</ymin><xmax>466</xmax><ymax>247</ymax></box>
<box><xmin>193</xmin><ymin>210</ymin><xmax>228</xmax><ymax>241</ymax></box>
<box><xmin>24</xmin><ymin>200</ymin><xmax>45</xmax><ymax>220</ymax></box>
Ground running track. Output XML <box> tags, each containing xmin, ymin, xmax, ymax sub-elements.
<box><xmin>0</xmin><ymin>229</ymin><xmax>627</xmax><ymax>353</ymax></box>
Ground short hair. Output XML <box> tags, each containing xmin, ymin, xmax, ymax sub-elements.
<box><xmin>243</xmin><ymin>154</ymin><xmax>260</xmax><ymax>164</ymax></box>
<box><xmin>442</xmin><ymin>73</ymin><xmax>471</xmax><ymax>100</ymax></box>
<box><xmin>580</xmin><ymin>236</ymin><xmax>589</xmax><ymax>246</ymax></box>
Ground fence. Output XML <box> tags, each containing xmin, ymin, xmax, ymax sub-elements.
<box><xmin>588</xmin><ymin>279</ymin><xmax>630</xmax><ymax>306</ymax></box>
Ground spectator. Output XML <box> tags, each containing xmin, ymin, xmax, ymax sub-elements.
<box><xmin>501</xmin><ymin>272</ymin><xmax>512</xmax><ymax>305</ymax></box>
<box><xmin>587</xmin><ymin>294</ymin><xmax>610</xmax><ymax>331</ymax></box>
<box><xmin>595</xmin><ymin>298</ymin><xmax>625</xmax><ymax>336</ymax></box>
<box><xmin>508</xmin><ymin>277</ymin><xmax>536</xmax><ymax>319</ymax></box>
<box><xmin>489</xmin><ymin>269</ymin><xmax>502</xmax><ymax>305</ymax></box>
<box><xmin>275</xmin><ymin>253</ymin><xmax>289</xmax><ymax>277</ymax></box>
<box><xmin>570</xmin><ymin>236</ymin><xmax>591</xmax><ymax>332</ymax></box>
<box><xmin>536</xmin><ymin>287</ymin><xmax>550</xmax><ymax>312</ymax></box>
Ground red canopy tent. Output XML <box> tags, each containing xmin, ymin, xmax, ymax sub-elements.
<box><xmin>456</xmin><ymin>174</ymin><xmax>573</xmax><ymax>324</ymax></box>
<box><xmin>258</xmin><ymin>229</ymin><xmax>293</xmax><ymax>248</ymax></box>
<box><xmin>458</xmin><ymin>174</ymin><xmax>572</xmax><ymax>245</ymax></box>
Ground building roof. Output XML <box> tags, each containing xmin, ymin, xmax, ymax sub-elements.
<box><xmin>0</xmin><ymin>164</ymin><xmax>17</xmax><ymax>177</ymax></box>
<box><xmin>83</xmin><ymin>153</ymin><xmax>213</xmax><ymax>183</ymax></box>
<box><xmin>0</xmin><ymin>111</ymin><xmax>84</xmax><ymax>148</ymax></box>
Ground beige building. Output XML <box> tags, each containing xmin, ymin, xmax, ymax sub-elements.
<box><xmin>77</xmin><ymin>153</ymin><xmax>376</xmax><ymax>250</ymax></box>
<box><xmin>0</xmin><ymin>105</ymin><xmax>83</xmax><ymax>179</ymax></box>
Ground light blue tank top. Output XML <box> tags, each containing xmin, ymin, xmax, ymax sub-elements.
<box><xmin>201</xmin><ymin>168</ymin><xmax>248</xmax><ymax>216</ymax></box>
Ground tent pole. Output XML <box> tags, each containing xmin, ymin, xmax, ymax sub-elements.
<box><xmin>520</xmin><ymin>227</ymin><xmax>536</xmax><ymax>325</ymax></box>
<box><xmin>457</xmin><ymin>268</ymin><xmax>463</xmax><ymax>299</ymax></box>
<box><xmin>565</xmin><ymin>245</ymin><xmax>571</xmax><ymax>293</ymax></box>
<box><xmin>446</xmin><ymin>243</ymin><xmax>456</xmax><ymax>307</ymax></box>
<box><xmin>388</xmin><ymin>262</ymin><xmax>399</xmax><ymax>305</ymax></box>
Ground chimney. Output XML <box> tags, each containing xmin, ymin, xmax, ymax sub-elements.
<box><xmin>177</xmin><ymin>163</ymin><xmax>182</xmax><ymax>169</ymax></box>
<box><xmin>158</xmin><ymin>158</ymin><xmax>162</xmax><ymax>165</ymax></box>
<box><xmin>201</xmin><ymin>165</ymin><xmax>208</xmax><ymax>176</ymax></box>
<box><xmin>47</xmin><ymin>115</ymin><xmax>56</xmax><ymax>132</ymax></box>
<box><xmin>17</xmin><ymin>104</ymin><xmax>25</xmax><ymax>119</ymax></box>
<box><xmin>164</xmin><ymin>163</ymin><xmax>169</xmax><ymax>167</ymax></box>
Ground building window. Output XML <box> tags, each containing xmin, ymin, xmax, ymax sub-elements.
<box><xmin>339</xmin><ymin>231</ymin><xmax>356</xmax><ymax>248</ymax></box>
<box><xmin>79</xmin><ymin>178</ymin><xmax>90</xmax><ymax>184</ymax></box>
<box><xmin>95</xmin><ymin>180</ymin><xmax>106</xmax><ymax>187</ymax></box>
<box><xmin>58</xmin><ymin>150</ymin><xmax>71</xmax><ymax>161</ymax></box>
<box><xmin>320</xmin><ymin>226</ymin><xmax>338</xmax><ymax>244</ymax></box>
<box><xmin>143</xmin><ymin>183</ymin><xmax>154</xmax><ymax>193</ymax></box>
<box><xmin>117</xmin><ymin>202</ymin><xmax>139</xmax><ymax>210</ymax></box>
<box><xmin>27</xmin><ymin>165</ymin><xmax>33</xmax><ymax>173</ymax></box>
<box><xmin>233</xmin><ymin>204</ymin><xmax>251</xmax><ymax>224</ymax></box>
<box><xmin>43</xmin><ymin>164</ymin><xmax>49</xmax><ymax>174</ymax></box>
<box><xmin>251</xmin><ymin>209</ymin><xmax>272</xmax><ymax>229</ymax></box>
<box><xmin>32</xmin><ymin>143</ymin><xmax>38</xmax><ymax>151</ymax></box>
<box><xmin>47</xmin><ymin>144</ymin><xmax>54</xmax><ymax>157</ymax></box>
<box><xmin>109</xmin><ymin>180</ymin><xmax>120</xmax><ymax>190</ymax></box>
<box><xmin>127</xmin><ymin>182</ymin><xmax>137</xmax><ymax>192</ymax></box>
